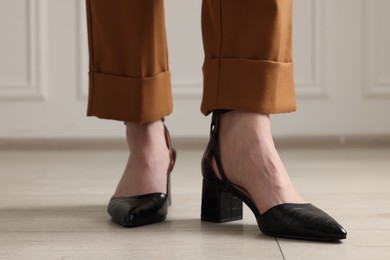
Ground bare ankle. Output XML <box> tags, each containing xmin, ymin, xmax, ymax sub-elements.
<box><xmin>125</xmin><ymin>119</ymin><xmax>166</xmax><ymax>150</ymax></box>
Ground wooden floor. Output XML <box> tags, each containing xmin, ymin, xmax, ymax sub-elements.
<box><xmin>0</xmin><ymin>146</ymin><xmax>389</xmax><ymax>259</ymax></box>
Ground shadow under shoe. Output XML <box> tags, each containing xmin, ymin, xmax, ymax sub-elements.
<box><xmin>200</xmin><ymin>109</ymin><xmax>347</xmax><ymax>241</ymax></box>
<box><xmin>107</xmin><ymin>118</ymin><xmax>176</xmax><ymax>228</ymax></box>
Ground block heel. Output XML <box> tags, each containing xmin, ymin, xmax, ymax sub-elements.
<box><xmin>201</xmin><ymin>178</ymin><xmax>243</xmax><ymax>223</ymax></box>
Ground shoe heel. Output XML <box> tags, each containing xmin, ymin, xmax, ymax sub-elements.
<box><xmin>167</xmin><ymin>149</ymin><xmax>176</xmax><ymax>207</ymax></box>
<box><xmin>201</xmin><ymin>178</ymin><xmax>243</xmax><ymax>223</ymax></box>
<box><xmin>167</xmin><ymin>176</ymin><xmax>172</xmax><ymax>206</ymax></box>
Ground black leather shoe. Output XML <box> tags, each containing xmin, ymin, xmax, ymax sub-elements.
<box><xmin>107</xmin><ymin>118</ymin><xmax>176</xmax><ymax>227</ymax></box>
<box><xmin>200</xmin><ymin>109</ymin><xmax>347</xmax><ymax>241</ymax></box>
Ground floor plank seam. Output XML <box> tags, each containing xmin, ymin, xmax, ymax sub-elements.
<box><xmin>276</xmin><ymin>238</ymin><xmax>286</xmax><ymax>260</ymax></box>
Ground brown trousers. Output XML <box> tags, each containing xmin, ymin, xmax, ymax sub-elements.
<box><xmin>86</xmin><ymin>0</ymin><xmax>297</xmax><ymax>123</ymax></box>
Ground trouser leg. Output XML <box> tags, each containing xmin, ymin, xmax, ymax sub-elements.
<box><xmin>200</xmin><ymin>0</ymin><xmax>297</xmax><ymax>116</ymax></box>
<box><xmin>85</xmin><ymin>0</ymin><xmax>173</xmax><ymax>123</ymax></box>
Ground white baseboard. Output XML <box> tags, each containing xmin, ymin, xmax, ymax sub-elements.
<box><xmin>1</xmin><ymin>135</ymin><xmax>390</xmax><ymax>150</ymax></box>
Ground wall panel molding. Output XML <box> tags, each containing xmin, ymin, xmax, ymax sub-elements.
<box><xmin>293</xmin><ymin>0</ymin><xmax>326</xmax><ymax>98</ymax></box>
<box><xmin>363</xmin><ymin>0</ymin><xmax>390</xmax><ymax>97</ymax></box>
<box><xmin>0</xmin><ymin>0</ymin><xmax>47</xmax><ymax>100</ymax></box>
<box><xmin>77</xmin><ymin>0</ymin><xmax>89</xmax><ymax>100</ymax></box>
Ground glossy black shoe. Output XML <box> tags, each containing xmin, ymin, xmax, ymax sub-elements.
<box><xmin>200</xmin><ymin>109</ymin><xmax>347</xmax><ymax>241</ymax></box>
<box><xmin>107</xmin><ymin>118</ymin><xmax>176</xmax><ymax>227</ymax></box>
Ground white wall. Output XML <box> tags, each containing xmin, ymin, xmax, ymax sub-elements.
<box><xmin>0</xmin><ymin>0</ymin><xmax>389</xmax><ymax>138</ymax></box>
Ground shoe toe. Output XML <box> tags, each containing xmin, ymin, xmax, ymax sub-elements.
<box><xmin>313</xmin><ymin>218</ymin><xmax>347</xmax><ymax>240</ymax></box>
<box><xmin>330</xmin><ymin>224</ymin><xmax>347</xmax><ymax>238</ymax></box>
<box><xmin>258</xmin><ymin>203</ymin><xmax>347</xmax><ymax>241</ymax></box>
<box><xmin>107</xmin><ymin>193</ymin><xmax>168</xmax><ymax>227</ymax></box>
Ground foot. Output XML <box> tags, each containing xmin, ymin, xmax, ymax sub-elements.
<box><xmin>111</xmin><ymin>119</ymin><xmax>171</xmax><ymax>199</ymax></box>
<box><xmin>211</xmin><ymin>111</ymin><xmax>305</xmax><ymax>214</ymax></box>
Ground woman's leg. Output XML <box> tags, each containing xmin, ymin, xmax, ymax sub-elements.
<box><xmin>86</xmin><ymin>0</ymin><xmax>171</xmax><ymax>197</ymax></box>
<box><xmin>201</xmin><ymin>0</ymin><xmax>302</xmax><ymax>213</ymax></box>
<box><xmin>200</xmin><ymin>1</ymin><xmax>346</xmax><ymax>240</ymax></box>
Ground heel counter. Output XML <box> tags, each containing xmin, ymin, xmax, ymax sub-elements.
<box><xmin>201</xmin><ymin>140</ymin><xmax>219</xmax><ymax>181</ymax></box>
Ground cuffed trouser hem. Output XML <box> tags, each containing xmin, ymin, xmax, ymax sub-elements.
<box><xmin>87</xmin><ymin>71</ymin><xmax>173</xmax><ymax>124</ymax></box>
<box><xmin>200</xmin><ymin>58</ymin><xmax>297</xmax><ymax>116</ymax></box>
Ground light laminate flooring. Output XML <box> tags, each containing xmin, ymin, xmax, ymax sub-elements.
<box><xmin>0</xmin><ymin>146</ymin><xmax>389</xmax><ymax>259</ymax></box>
